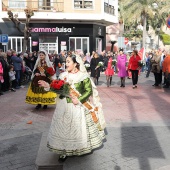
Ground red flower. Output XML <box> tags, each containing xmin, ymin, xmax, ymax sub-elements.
<box><xmin>50</xmin><ymin>80</ymin><xmax>65</xmax><ymax>90</ymax></box>
<box><xmin>58</xmin><ymin>81</ymin><xmax>64</xmax><ymax>86</ymax></box>
<box><xmin>46</xmin><ymin>67</ymin><xmax>55</xmax><ymax>76</ymax></box>
<box><xmin>53</xmin><ymin>83</ymin><xmax>61</xmax><ymax>90</ymax></box>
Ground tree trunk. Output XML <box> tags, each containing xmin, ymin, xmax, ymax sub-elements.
<box><xmin>23</xmin><ymin>39</ymin><xmax>27</xmax><ymax>52</ymax></box>
<box><xmin>142</xmin><ymin>14</ymin><xmax>147</xmax><ymax>49</ymax></box>
<box><xmin>23</xmin><ymin>27</ymin><xmax>28</xmax><ymax>52</ymax></box>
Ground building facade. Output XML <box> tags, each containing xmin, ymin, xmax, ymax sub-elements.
<box><xmin>0</xmin><ymin>0</ymin><xmax>118</xmax><ymax>54</ymax></box>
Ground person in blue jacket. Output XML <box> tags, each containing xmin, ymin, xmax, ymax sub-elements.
<box><xmin>11</xmin><ymin>51</ymin><xmax>23</xmax><ymax>88</ymax></box>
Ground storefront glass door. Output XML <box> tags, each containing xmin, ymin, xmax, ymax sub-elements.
<box><xmin>39</xmin><ymin>43</ymin><xmax>58</xmax><ymax>54</ymax></box>
<box><xmin>69</xmin><ymin>37</ymin><xmax>89</xmax><ymax>54</ymax></box>
<box><xmin>39</xmin><ymin>35</ymin><xmax>58</xmax><ymax>54</ymax></box>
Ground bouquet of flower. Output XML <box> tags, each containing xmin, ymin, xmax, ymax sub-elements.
<box><xmin>84</xmin><ymin>63</ymin><xmax>90</xmax><ymax>70</ymax></box>
<box><xmin>97</xmin><ymin>61</ymin><xmax>104</xmax><ymax>67</ymax></box>
<box><xmin>45</xmin><ymin>67</ymin><xmax>55</xmax><ymax>77</ymax></box>
<box><xmin>138</xmin><ymin>60</ymin><xmax>145</xmax><ymax>67</ymax></box>
<box><xmin>50</xmin><ymin>79</ymin><xmax>70</xmax><ymax>98</ymax></box>
<box><xmin>112</xmin><ymin>59</ymin><xmax>117</xmax><ymax>66</ymax></box>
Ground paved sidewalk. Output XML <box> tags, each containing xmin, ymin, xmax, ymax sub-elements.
<box><xmin>0</xmin><ymin>72</ymin><xmax>170</xmax><ymax>170</ymax></box>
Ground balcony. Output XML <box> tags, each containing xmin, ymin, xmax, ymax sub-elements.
<box><xmin>2</xmin><ymin>0</ymin><xmax>64</xmax><ymax>12</ymax></box>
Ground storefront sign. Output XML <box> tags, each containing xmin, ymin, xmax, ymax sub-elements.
<box><xmin>32</xmin><ymin>27</ymin><xmax>72</xmax><ymax>33</ymax></box>
<box><xmin>32</xmin><ymin>41</ymin><xmax>38</xmax><ymax>46</ymax></box>
<box><xmin>61</xmin><ymin>41</ymin><xmax>66</xmax><ymax>46</ymax></box>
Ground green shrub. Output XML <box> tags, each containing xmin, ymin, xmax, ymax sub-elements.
<box><xmin>160</xmin><ymin>34</ymin><xmax>170</xmax><ymax>45</ymax></box>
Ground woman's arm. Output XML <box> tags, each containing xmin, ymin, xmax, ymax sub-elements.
<box><xmin>78</xmin><ymin>78</ymin><xmax>92</xmax><ymax>103</ymax></box>
<box><xmin>90</xmin><ymin>58</ymin><xmax>95</xmax><ymax>68</ymax></box>
<box><xmin>38</xmin><ymin>80</ymin><xmax>50</xmax><ymax>91</ymax></box>
<box><xmin>128</xmin><ymin>57</ymin><xmax>132</xmax><ymax>70</ymax></box>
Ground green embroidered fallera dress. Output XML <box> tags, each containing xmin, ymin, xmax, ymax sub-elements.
<box><xmin>47</xmin><ymin>71</ymin><xmax>106</xmax><ymax>156</ymax></box>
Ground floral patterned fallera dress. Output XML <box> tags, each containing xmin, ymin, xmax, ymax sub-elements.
<box><xmin>25</xmin><ymin>62</ymin><xmax>56</xmax><ymax>105</ymax></box>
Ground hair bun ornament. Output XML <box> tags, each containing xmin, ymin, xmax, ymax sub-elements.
<box><xmin>119</xmin><ymin>48</ymin><xmax>123</xmax><ymax>52</ymax></box>
<box><xmin>39</xmin><ymin>50</ymin><xmax>47</xmax><ymax>56</ymax></box>
<box><xmin>75</xmin><ymin>55</ymin><xmax>87</xmax><ymax>73</ymax></box>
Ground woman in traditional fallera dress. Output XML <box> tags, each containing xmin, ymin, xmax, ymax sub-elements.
<box><xmin>25</xmin><ymin>50</ymin><xmax>56</xmax><ymax>109</ymax></box>
<box><xmin>38</xmin><ymin>54</ymin><xmax>106</xmax><ymax>161</ymax></box>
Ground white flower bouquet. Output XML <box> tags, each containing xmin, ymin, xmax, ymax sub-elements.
<box><xmin>85</xmin><ymin>63</ymin><xmax>90</xmax><ymax>68</ymax></box>
<box><xmin>97</xmin><ymin>61</ymin><xmax>104</xmax><ymax>67</ymax></box>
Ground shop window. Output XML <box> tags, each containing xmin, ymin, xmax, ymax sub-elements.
<box><xmin>74</xmin><ymin>0</ymin><xmax>93</xmax><ymax>9</ymax></box>
<box><xmin>70</xmin><ymin>38</ymin><xmax>75</xmax><ymax>51</ymax></box>
<box><xmin>69</xmin><ymin>37</ymin><xmax>89</xmax><ymax>54</ymax></box>
<box><xmin>82</xmin><ymin>39</ymin><xmax>88</xmax><ymax>54</ymax></box>
<box><xmin>7</xmin><ymin>37</ymin><xmax>31</xmax><ymax>52</ymax></box>
<box><xmin>76</xmin><ymin>38</ymin><xmax>81</xmax><ymax>50</ymax></box>
<box><xmin>9</xmin><ymin>0</ymin><xmax>26</xmax><ymax>8</ymax></box>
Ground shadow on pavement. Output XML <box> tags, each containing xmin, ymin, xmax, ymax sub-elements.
<box><xmin>146</xmin><ymin>88</ymin><xmax>170</xmax><ymax>129</ymax></box>
<box><xmin>121</xmin><ymin>123</ymin><xmax>165</xmax><ymax>170</ymax></box>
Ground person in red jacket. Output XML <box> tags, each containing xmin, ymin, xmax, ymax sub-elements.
<box><xmin>128</xmin><ymin>50</ymin><xmax>141</xmax><ymax>89</ymax></box>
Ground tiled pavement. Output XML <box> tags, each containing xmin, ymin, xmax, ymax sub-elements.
<box><xmin>0</xmin><ymin>72</ymin><xmax>170</xmax><ymax>170</ymax></box>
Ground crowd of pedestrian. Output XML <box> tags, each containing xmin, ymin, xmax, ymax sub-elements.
<box><xmin>0</xmin><ymin>49</ymin><xmax>38</xmax><ymax>95</ymax></box>
<box><xmin>145</xmin><ymin>49</ymin><xmax>170</xmax><ymax>88</ymax></box>
<box><xmin>1</xmin><ymin>47</ymin><xmax>170</xmax><ymax>96</ymax></box>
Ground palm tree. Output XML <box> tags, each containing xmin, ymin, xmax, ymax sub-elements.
<box><xmin>120</xmin><ymin>0</ymin><xmax>170</xmax><ymax>48</ymax></box>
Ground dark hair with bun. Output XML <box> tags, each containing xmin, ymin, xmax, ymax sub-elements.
<box><xmin>119</xmin><ymin>48</ymin><xmax>123</xmax><ymax>52</ymax></box>
<box><xmin>68</xmin><ymin>55</ymin><xmax>80</xmax><ymax>70</ymax></box>
<box><xmin>133</xmin><ymin>50</ymin><xmax>138</xmax><ymax>55</ymax></box>
<box><xmin>39</xmin><ymin>51</ymin><xmax>46</xmax><ymax>55</ymax></box>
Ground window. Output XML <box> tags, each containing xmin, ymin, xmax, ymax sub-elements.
<box><xmin>39</xmin><ymin>0</ymin><xmax>52</xmax><ymax>10</ymax></box>
<box><xmin>74</xmin><ymin>0</ymin><xmax>93</xmax><ymax>9</ymax></box>
<box><xmin>104</xmin><ymin>0</ymin><xmax>115</xmax><ymax>15</ymax></box>
<box><xmin>9</xmin><ymin>0</ymin><xmax>26</xmax><ymax>8</ymax></box>
<box><xmin>7</xmin><ymin>37</ymin><xmax>31</xmax><ymax>52</ymax></box>
<box><xmin>69</xmin><ymin>37</ymin><xmax>89</xmax><ymax>53</ymax></box>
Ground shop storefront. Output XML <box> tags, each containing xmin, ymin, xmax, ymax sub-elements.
<box><xmin>0</xmin><ymin>22</ymin><xmax>106</xmax><ymax>54</ymax></box>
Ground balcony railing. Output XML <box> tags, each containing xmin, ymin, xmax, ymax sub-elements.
<box><xmin>2</xmin><ymin>0</ymin><xmax>64</xmax><ymax>12</ymax></box>
<box><xmin>104</xmin><ymin>2</ymin><xmax>115</xmax><ymax>15</ymax></box>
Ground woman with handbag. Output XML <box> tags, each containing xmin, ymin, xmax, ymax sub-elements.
<box><xmin>128</xmin><ymin>50</ymin><xmax>141</xmax><ymax>89</ymax></box>
<box><xmin>117</xmin><ymin>49</ymin><xmax>128</xmax><ymax>87</ymax></box>
<box><xmin>151</xmin><ymin>50</ymin><xmax>161</xmax><ymax>87</ymax></box>
<box><xmin>104</xmin><ymin>54</ymin><xmax>114</xmax><ymax>87</ymax></box>
<box><xmin>90</xmin><ymin>53</ymin><xmax>101</xmax><ymax>85</ymax></box>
